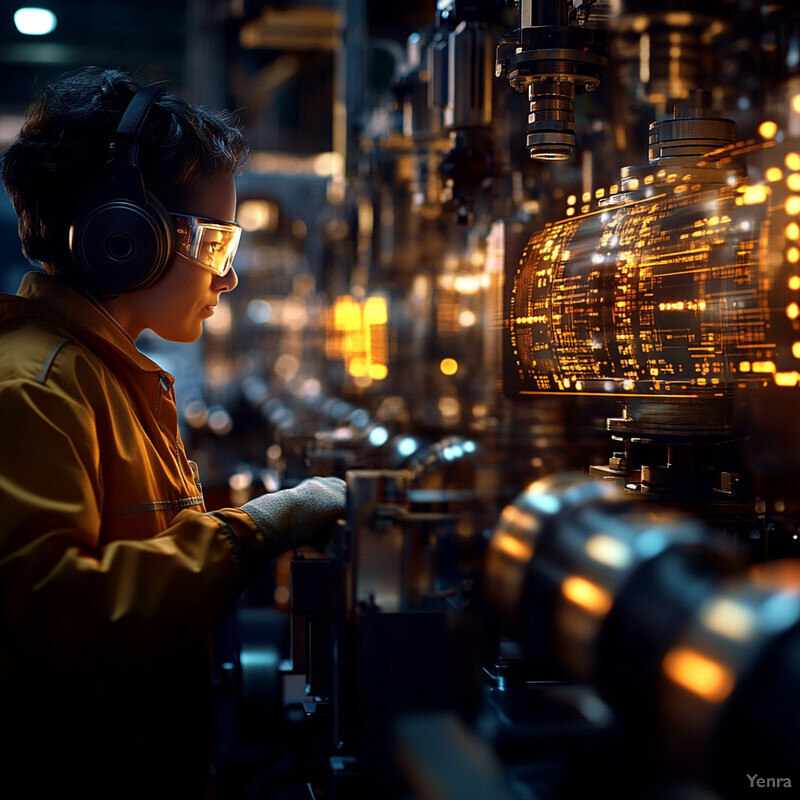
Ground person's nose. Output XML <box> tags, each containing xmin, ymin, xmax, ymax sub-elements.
<box><xmin>214</xmin><ymin>266</ymin><xmax>238</xmax><ymax>293</ymax></box>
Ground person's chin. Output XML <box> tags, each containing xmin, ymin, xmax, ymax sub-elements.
<box><xmin>155</xmin><ymin>324</ymin><xmax>202</xmax><ymax>343</ymax></box>
<box><xmin>184</xmin><ymin>325</ymin><xmax>203</xmax><ymax>343</ymax></box>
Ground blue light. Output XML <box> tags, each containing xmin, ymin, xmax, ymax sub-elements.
<box><xmin>528</xmin><ymin>493</ymin><xmax>560</xmax><ymax>515</ymax></box>
<box><xmin>350</xmin><ymin>408</ymin><xmax>370</xmax><ymax>429</ymax></box>
<box><xmin>240</xmin><ymin>648</ymin><xmax>278</xmax><ymax>669</ymax></box>
<box><xmin>246</xmin><ymin>298</ymin><xmax>272</xmax><ymax>324</ymax></box>
<box><xmin>397</xmin><ymin>437</ymin><xmax>418</xmax><ymax>457</ymax></box>
<box><xmin>368</xmin><ymin>426</ymin><xmax>389</xmax><ymax>447</ymax></box>
<box><xmin>14</xmin><ymin>7</ymin><xmax>57</xmax><ymax>36</ymax></box>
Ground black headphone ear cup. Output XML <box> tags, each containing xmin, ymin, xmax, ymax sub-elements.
<box><xmin>69</xmin><ymin>84</ymin><xmax>173</xmax><ymax>295</ymax></box>
<box><xmin>70</xmin><ymin>189</ymin><xmax>173</xmax><ymax>295</ymax></box>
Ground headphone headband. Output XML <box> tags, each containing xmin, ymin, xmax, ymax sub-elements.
<box><xmin>112</xmin><ymin>85</ymin><xmax>165</xmax><ymax>165</ymax></box>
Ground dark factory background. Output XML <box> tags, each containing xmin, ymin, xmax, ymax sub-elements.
<box><xmin>3</xmin><ymin>1</ymin><xmax>800</xmax><ymax>798</ymax></box>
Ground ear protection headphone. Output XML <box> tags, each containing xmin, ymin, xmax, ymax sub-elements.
<box><xmin>69</xmin><ymin>85</ymin><xmax>174</xmax><ymax>295</ymax></box>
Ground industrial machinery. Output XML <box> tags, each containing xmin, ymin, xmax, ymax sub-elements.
<box><xmin>174</xmin><ymin>1</ymin><xmax>800</xmax><ymax>798</ymax></box>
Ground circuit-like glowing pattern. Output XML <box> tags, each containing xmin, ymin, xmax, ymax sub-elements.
<box><xmin>504</xmin><ymin>143</ymin><xmax>800</xmax><ymax>396</ymax></box>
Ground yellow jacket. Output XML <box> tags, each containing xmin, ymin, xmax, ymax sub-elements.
<box><xmin>0</xmin><ymin>272</ymin><xmax>280</xmax><ymax>794</ymax></box>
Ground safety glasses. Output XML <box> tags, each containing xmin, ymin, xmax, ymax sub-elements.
<box><xmin>170</xmin><ymin>213</ymin><xmax>242</xmax><ymax>277</ymax></box>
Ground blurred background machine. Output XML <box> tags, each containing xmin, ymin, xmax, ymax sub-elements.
<box><xmin>2</xmin><ymin>0</ymin><xmax>800</xmax><ymax>798</ymax></box>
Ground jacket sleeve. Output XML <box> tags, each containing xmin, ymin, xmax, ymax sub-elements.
<box><xmin>0</xmin><ymin>375</ymin><xmax>275</xmax><ymax>672</ymax></box>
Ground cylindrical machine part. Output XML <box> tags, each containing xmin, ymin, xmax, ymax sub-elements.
<box><xmin>484</xmin><ymin>472</ymin><xmax>732</xmax><ymax>683</ymax></box>
<box><xmin>639</xmin><ymin>25</ymin><xmax>704</xmax><ymax>105</ymax></box>
<box><xmin>609</xmin><ymin>1</ymin><xmax>729</xmax><ymax>107</ymax></box>
<box><xmin>445</xmin><ymin>21</ymin><xmax>494</xmax><ymax>129</ymax></box>
<box><xmin>527</xmin><ymin>79</ymin><xmax>576</xmax><ymax>161</ymax></box>
<box><xmin>496</xmin><ymin>7</ymin><xmax>606</xmax><ymax>161</ymax></box>
<box><xmin>485</xmin><ymin>472</ymin><xmax>800</xmax><ymax>791</ymax></box>
<box><xmin>655</xmin><ymin>560</ymin><xmax>800</xmax><ymax>789</ymax></box>
<box><xmin>503</xmin><ymin>136</ymin><xmax>800</xmax><ymax>398</ymax></box>
<box><xmin>648</xmin><ymin>116</ymin><xmax>737</xmax><ymax>164</ymax></box>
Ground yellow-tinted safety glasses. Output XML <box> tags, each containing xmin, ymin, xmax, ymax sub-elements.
<box><xmin>171</xmin><ymin>213</ymin><xmax>242</xmax><ymax>277</ymax></box>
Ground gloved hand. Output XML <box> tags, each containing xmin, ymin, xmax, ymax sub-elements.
<box><xmin>241</xmin><ymin>476</ymin><xmax>347</xmax><ymax>553</ymax></box>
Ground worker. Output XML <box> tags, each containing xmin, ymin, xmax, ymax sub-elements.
<box><xmin>0</xmin><ymin>67</ymin><xmax>346</xmax><ymax>798</ymax></box>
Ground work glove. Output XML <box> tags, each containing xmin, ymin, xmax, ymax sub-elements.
<box><xmin>241</xmin><ymin>476</ymin><xmax>347</xmax><ymax>553</ymax></box>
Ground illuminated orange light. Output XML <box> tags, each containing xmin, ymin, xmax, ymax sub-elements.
<box><xmin>788</xmin><ymin>304</ymin><xmax>800</xmax><ymax>320</ymax></box>
<box><xmin>368</xmin><ymin>363</ymin><xmax>388</xmax><ymax>380</ymax></box>
<box><xmin>749</xmin><ymin>559</ymin><xmax>800</xmax><ymax>589</ymax></box>
<box><xmin>567</xmin><ymin>194</ymin><xmax>576</xmax><ymax>206</ymax></box>
<box><xmin>440</xmin><ymin>357</ymin><xmax>458</xmax><ymax>376</ymax></box>
<box><xmin>328</xmin><ymin>293</ymin><xmax>389</xmax><ymax>379</ymax></box>
<box><xmin>792</xmin><ymin>341</ymin><xmax>800</xmax><ymax>359</ymax></box>
<box><xmin>364</xmin><ymin>296</ymin><xmax>387</xmax><ymax>325</ymax></box>
<box><xmin>492</xmin><ymin>530</ymin><xmax>533</xmax><ymax>562</ymax></box>
<box><xmin>786</xmin><ymin>196</ymin><xmax>800</xmax><ymax>216</ymax></box>
<box><xmin>793</xmin><ymin>94</ymin><xmax>800</xmax><ymax>115</ymax></box>
<box><xmin>786</xmin><ymin>222</ymin><xmax>800</xmax><ymax>240</ymax></box>
<box><xmin>788</xmin><ymin>174</ymin><xmax>800</xmax><ymax>192</ymax></box>
<box><xmin>663</xmin><ymin>647</ymin><xmax>736</xmax><ymax>703</ymax></box>
<box><xmin>348</xmin><ymin>357</ymin><xmax>369</xmax><ymax>377</ymax></box>
<box><xmin>789</xmin><ymin>275</ymin><xmax>800</xmax><ymax>290</ymax></box>
<box><xmin>739</xmin><ymin>361</ymin><xmax>751</xmax><ymax>372</ymax></box>
<box><xmin>566</xmin><ymin>207</ymin><xmax>575</xmax><ymax>217</ymax></box>
<box><xmin>333</xmin><ymin>295</ymin><xmax>362</xmax><ymax>331</ymax></box>
<box><xmin>759</xmin><ymin>120</ymin><xmax>779</xmax><ymax>139</ymax></box>
<box><xmin>582</xmin><ymin>191</ymin><xmax>591</xmax><ymax>203</ymax></box>
<box><xmin>774</xmin><ymin>371</ymin><xmax>800</xmax><ymax>387</ymax></box>
<box><xmin>787</xmin><ymin>153</ymin><xmax>800</xmax><ymax>171</ymax></box>
<box><xmin>766</xmin><ymin>166</ymin><xmax>783</xmax><ymax>182</ymax></box>
<box><xmin>753</xmin><ymin>360</ymin><xmax>777</xmax><ymax>372</ymax></box>
<box><xmin>742</xmin><ymin>185</ymin><xmax>769</xmax><ymax>205</ymax></box>
<box><xmin>561</xmin><ymin>576</ymin><xmax>613</xmax><ymax>616</ymax></box>
<box><xmin>659</xmin><ymin>299</ymin><xmax>705</xmax><ymax>312</ymax></box>
<box><xmin>788</xmin><ymin>249</ymin><xmax>800</xmax><ymax>265</ymax></box>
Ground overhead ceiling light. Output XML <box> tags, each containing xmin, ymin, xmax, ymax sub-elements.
<box><xmin>13</xmin><ymin>7</ymin><xmax>57</xmax><ymax>36</ymax></box>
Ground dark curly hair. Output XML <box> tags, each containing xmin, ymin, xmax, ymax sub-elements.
<box><xmin>1</xmin><ymin>67</ymin><xmax>249</xmax><ymax>286</ymax></box>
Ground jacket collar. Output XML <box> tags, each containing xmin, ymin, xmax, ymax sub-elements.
<box><xmin>3</xmin><ymin>271</ymin><xmax>164</xmax><ymax>374</ymax></box>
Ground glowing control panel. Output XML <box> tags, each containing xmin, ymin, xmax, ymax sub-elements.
<box><xmin>504</xmin><ymin>144</ymin><xmax>800</xmax><ymax>397</ymax></box>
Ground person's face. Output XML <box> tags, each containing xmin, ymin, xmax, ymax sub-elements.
<box><xmin>109</xmin><ymin>170</ymin><xmax>239</xmax><ymax>343</ymax></box>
